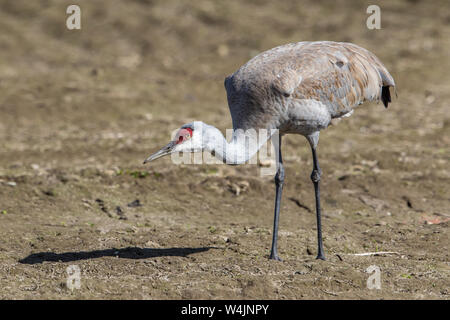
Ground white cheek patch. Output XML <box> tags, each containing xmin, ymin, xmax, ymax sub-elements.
<box><xmin>174</xmin><ymin>137</ymin><xmax>197</xmax><ymax>153</ymax></box>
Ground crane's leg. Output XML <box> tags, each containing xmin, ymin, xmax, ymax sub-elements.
<box><xmin>308</xmin><ymin>133</ymin><xmax>325</xmax><ymax>260</ymax></box>
<box><xmin>270</xmin><ymin>134</ymin><xmax>284</xmax><ymax>261</ymax></box>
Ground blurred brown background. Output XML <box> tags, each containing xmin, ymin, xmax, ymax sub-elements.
<box><xmin>0</xmin><ymin>0</ymin><xmax>448</xmax><ymax>299</ymax></box>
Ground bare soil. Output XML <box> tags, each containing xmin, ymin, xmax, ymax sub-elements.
<box><xmin>0</xmin><ymin>0</ymin><xmax>448</xmax><ymax>299</ymax></box>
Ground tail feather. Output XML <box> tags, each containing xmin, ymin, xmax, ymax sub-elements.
<box><xmin>381</xmin><ymin>86</ymin><xmax>392</xmax><ymax>108</ymax></box>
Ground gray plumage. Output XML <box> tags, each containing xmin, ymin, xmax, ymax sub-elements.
<box><xmin>224</xmin><ymin>41</ymin><xmax>395</xmax><ymax>140</ymax></box>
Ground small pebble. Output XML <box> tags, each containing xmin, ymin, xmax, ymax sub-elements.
<box><xmin>128</xmin><ymin>199</ymin><xmax>142</xmax><ymax>207</ymax></box>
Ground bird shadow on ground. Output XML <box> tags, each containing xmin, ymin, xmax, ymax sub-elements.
<box><xmin>19</xmin><ymin>246</ymin><xmax>217</xmax><ymax>264</ymax></box>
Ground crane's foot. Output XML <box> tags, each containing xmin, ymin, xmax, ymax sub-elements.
<box><xmin>316</xmin><ymin>253</ymin><xmax>326</xmax><ymax>261</ymax></box>
<box><xmin>269</xmin><ymin>252</ymin><xmax>283</xmax><ymax>261</ymax></box>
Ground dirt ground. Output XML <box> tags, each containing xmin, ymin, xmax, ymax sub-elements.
<box><xmin>0</xmin><ymin>0</ymin><xmax>448</xmax><ymax>299</ymax></box>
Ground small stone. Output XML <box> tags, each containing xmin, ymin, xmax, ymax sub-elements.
<box><xmin>127</xmin><ymin>199</ymin><xmax>142</xmax><ymax>207</ymax></box>
<box><xmin>217</xmin><ymin>44</ymin><xmax>229</xmax><ymax>57</ymax></box>
<box><xmin>425</xmin><ymin>95</ymin><xmax>435</xmax><ymax>104</ymax></box>
<box><xmin>104</xmin><ymin>169</ymin><xmax>116</xmax><ymax>176</ymax></box>
<box><xmin>42</xmin><ymin>189</ymin><xmax>55</xmax><ymax>197</ymax></box>
<box><xmin>145</xmin><ymin>240</ymin><xmax>161</xmax><ymax>248</ymax></box>
<box><xmin>115</xmin><ymin>206</ymin><xmax>127</xmax><ymax>220</ymax></box>
<box><xmin>259</xmin><ymin>159</ymin><xmax>276</xmax><ymax>168</ymax></box>
<box><xmin>228</xmin><ymin>180</ymin><xmax>250</xmax><ymax>196</ymax></box>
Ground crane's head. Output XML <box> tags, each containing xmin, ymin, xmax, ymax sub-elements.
<box><xmin>143</xmin><ymin>121</ymin><xmax>210</xmax><ymax>163</ymax></box>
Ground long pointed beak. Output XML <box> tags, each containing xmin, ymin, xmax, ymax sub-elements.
<box><xmin>143</xmin><ymin>141</ymin><xmax>176</xmax><ymax>164</ymax></box>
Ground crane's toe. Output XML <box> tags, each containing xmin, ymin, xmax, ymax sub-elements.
<box><xmin>316</xmin><ymin>254</ymin><xmax>326</xmax><ymax>261</ymax></box>
<box><xmin>269</xmin><ymin>253</ymin><xmax>283</xmax><ymax>261</ymax></box>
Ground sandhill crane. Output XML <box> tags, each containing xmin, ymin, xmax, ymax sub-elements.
<box><xmin>144</xmin><ymin>41</ymin><xmax>395</xmax><ymax>261</ymax></box>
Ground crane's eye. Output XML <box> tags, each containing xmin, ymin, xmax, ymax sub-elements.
<box><xmin>185</xmin><ymin>133</ymin><xmax>191</xmax><ymax>138</ymax></box>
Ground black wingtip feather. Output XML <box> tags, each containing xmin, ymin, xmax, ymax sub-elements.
<box><xmin>381</xmin><ymin>86</ymin><xmax>392</xmax><ymax>108</ymax></box>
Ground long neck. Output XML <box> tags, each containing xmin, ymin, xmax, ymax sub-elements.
<box><xmin>204</xmin><ymin>125</ymin><xmax>273</xmax><ymax>165</ymax></box>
